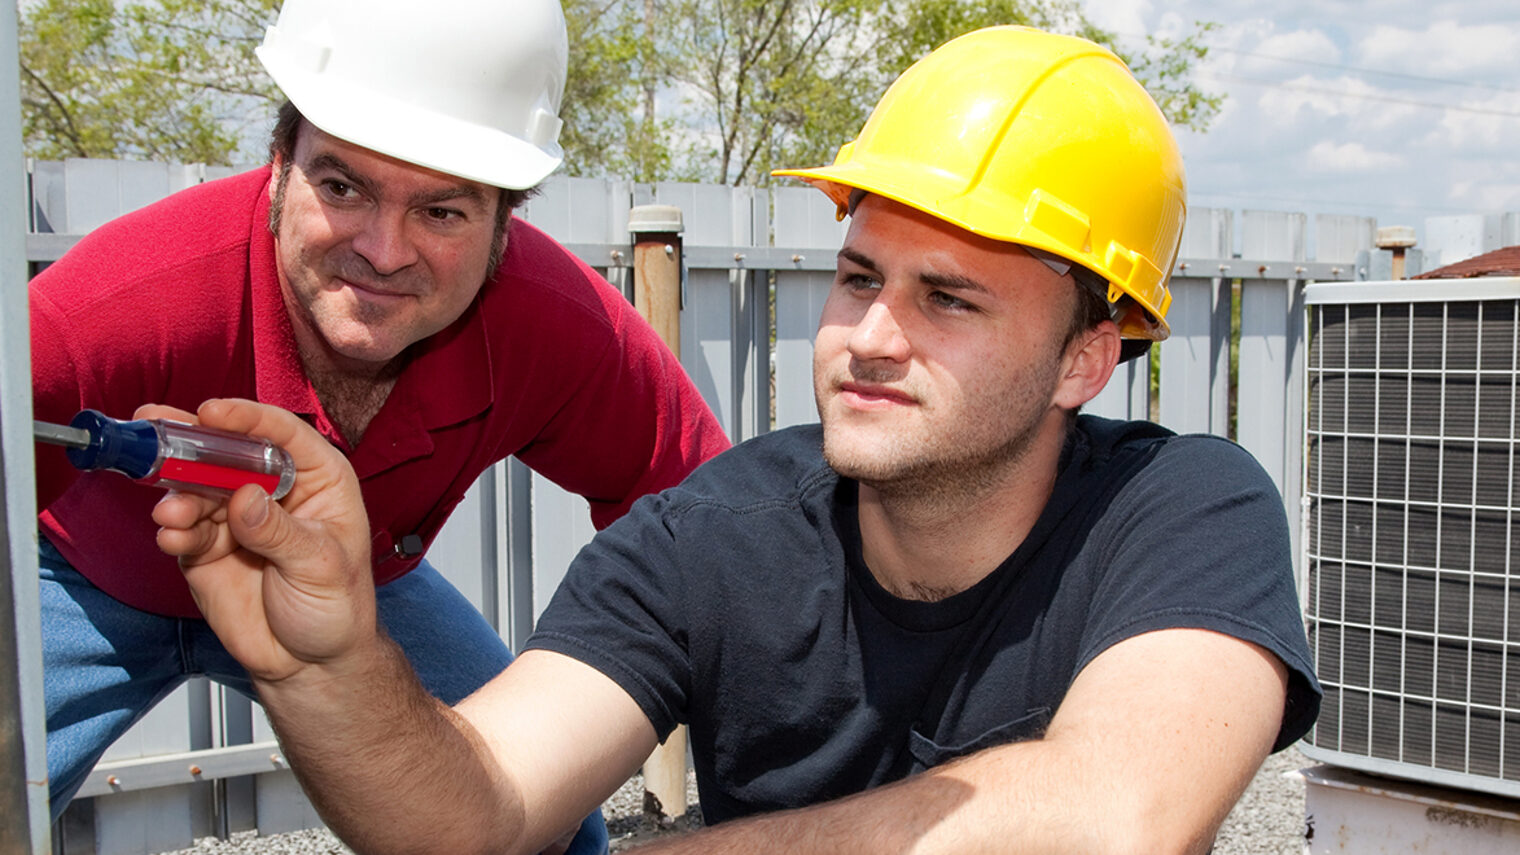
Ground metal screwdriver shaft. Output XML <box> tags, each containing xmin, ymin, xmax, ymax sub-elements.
<box><xmin>32</xmin><ymin>420</ymin><xmax>91</xmax><ymax>449</ymax></box>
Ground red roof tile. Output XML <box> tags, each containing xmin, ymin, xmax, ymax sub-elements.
<box><xmin>1414</xmin><ymin>245</ymin><xmax>1520</xmax><ymax>279</ymax></box>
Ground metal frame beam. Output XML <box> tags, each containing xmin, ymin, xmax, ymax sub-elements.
<box><xmin>1</xmin><ymin>2</ymin><xmax>52</xmax><ymax>851</ymax></box>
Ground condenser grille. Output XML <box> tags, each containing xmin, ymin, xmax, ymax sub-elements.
<box><xmin>1302</xmin><ymin>294</ymin><xmax>1520</xmax><ymax>798</ymax></box>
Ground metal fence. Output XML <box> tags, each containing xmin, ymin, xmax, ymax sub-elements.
<box><xmin>9</xmin><ymin>158</ymin><xmax>1377</xmax><ymax>854</ymax></box>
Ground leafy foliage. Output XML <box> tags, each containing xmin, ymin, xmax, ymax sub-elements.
<box><xmin>17</xmin><ymin>0</ymin><xmax>1221</xmax><ymax>181</ymax></box>
<box><xmin>19</xmin><ymin>0</ymin><xmax>281</xmax><ymax>164</ymax></box>
<box><xmin>562</xmin><ymin>0</ymin><xmax>1222</xmax><ymax>183</ymax></box>
<box><xmin>559</xmin><ymin>0</ymin><xmax>677</xmax><ymax>180</ymax></box>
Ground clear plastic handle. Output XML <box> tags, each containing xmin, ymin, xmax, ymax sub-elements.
<box><xmin>147</xmin><ymin>420</ymin><xmax>297</xmax><ymax>500</ymax></box>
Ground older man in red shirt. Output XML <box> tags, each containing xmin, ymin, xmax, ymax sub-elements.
<box><xmin>29</xmin><ymin>2</ymin><xmax>727</xmax><ymax>851</ymax></box>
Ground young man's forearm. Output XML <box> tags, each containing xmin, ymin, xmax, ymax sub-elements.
<box><xmin>634</xmin><ymin>630</ymin><xmax>1286</xmax><ymax>855</ymax></box>
<box><xmin>630</xmin><ymin>736</ymin><xmax>1226</xmax><ymax>855</ymax></box>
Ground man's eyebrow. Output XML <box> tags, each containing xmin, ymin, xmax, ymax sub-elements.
<box><xmin>307</xmin><ymin>153</ymin><xmax>374</xmax><ymax>196</ymax></box>
<box><xmin>406</xmin><ymin>183</ymin><xmax>491</xmax><ymax>210</ymax></box>
<box><xmin>920</xmin><ymin>270</ymin><xmax>993</xmax><ymax>296</ymax></box>
<box><xmin>306</xmin><ymin>152</ymin><xmax>490</xmax><ymax>210</ymax></box>
<box><xmin>837</xmin><ymin>245</ymin><xmax>881</xmax><ymax>275</ymax></box>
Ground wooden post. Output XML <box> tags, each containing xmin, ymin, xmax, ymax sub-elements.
<box><xmin>627</xmin><ymin>204</ymin><xmax>689</xmax><ymax>821</ymax></box>
<box><xmin>631</xmin><ymin>205</ymin><xmax>684</xmax><ymax>358</ymax></box>
<box><xmin>1375</xmin><ymin>225</ymin><xmax>1417</xmax><ymax>280</ymax></box>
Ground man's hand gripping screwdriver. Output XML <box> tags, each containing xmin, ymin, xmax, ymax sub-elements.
<box><xmin>34</xmin><ymin>409</ymin><xmax>296</xmax><ymax>500</ymax></box>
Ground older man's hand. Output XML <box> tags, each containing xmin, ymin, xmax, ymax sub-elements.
<box><xmin>148</xmin><ymin>398</ymin><xmax>375</xmax><ymax>684</ymax></box>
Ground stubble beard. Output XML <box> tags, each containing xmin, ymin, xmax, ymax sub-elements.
<box><xmin>818</xmin><ymin>352</ymin><xmax>1064</xmax><ymax>507</ymax></box>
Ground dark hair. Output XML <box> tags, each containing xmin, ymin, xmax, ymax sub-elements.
<box><xmin>268</xmin><ymin>99</ymin><xmax>303</xmax><ymax>166</ymax></box>
<box><xmin>1064</xmin><ymin>266</ymin><xmax>1115</xmax><ymax>348</ymax></box>
<box><xmin>266</xmin><ymin>100</ymin><xmax>537</xmax><ymax>278</ymax></box>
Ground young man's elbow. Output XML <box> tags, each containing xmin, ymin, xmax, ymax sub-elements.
<box><xmin>1100</xmin><ymin>808</ymin><xmax>1224</xmax><ymax>855</ymax></box>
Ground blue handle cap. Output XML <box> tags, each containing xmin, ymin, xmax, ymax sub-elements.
<box><xmin>65</xmin><ymin>410</ymin><xmax>160</xmax><ymax>480</ymax></box>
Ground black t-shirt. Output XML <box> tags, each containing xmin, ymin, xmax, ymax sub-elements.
<box><xmin>527</xmin><ymin>416</ymin><xmax>1321</xmax><ymax>824</ymax></box>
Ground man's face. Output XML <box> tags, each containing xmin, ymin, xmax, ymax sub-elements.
<box><xmin>271</xmin><ymin>124</ymin><xmax>502</xmax><ymax>369</ymax></box>
<box><xmin>812</xmin><ymin>195</ymin><xmax>1087</xmax><ymax>492</ymax></box>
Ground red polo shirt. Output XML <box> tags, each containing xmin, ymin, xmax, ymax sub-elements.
<box><xmin>31</xmin><ymin>167</ymin><xmax>728</xmax><ymax>617</ymax></box>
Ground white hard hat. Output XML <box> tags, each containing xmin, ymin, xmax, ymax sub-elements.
<box><xmin>256</xmin><ymin>0</ymin><xmax>568</xmax><ymax>189</ymax></box>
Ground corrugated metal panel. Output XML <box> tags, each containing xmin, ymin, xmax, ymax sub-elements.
<box><xmin>770</xmin><ymin>186</ymin><xmax>842</xmax><ymax>430</ymax></box>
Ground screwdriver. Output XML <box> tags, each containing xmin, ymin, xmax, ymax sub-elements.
<box><xmin>34</xmin><ymin>409</ymin><xmax>296</xmax><ymax>500</ymax></box>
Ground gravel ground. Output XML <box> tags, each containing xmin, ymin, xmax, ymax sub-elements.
<box><xmin>1213</xmin><ymin>747</ymin><xmax>1311</xmax><ymax>855</ymax></box>
<box><xmin>157</xmin><ymin>747</ymin><xmax>1310</xmax><ymax>854</ymax></box>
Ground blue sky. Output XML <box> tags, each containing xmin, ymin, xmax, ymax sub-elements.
<box><xmin>1084</xmin><ymin>1</ymin><xmax>1520</xmax><ymax>247</ymax></box>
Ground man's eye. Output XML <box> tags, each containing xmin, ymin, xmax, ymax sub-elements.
<box><xmin>320</xmin><ymin>180</ymin><xmax>356</xmax><ymax>199</ymax></box>
<box><xmin>928</xmin><ymin>291</ymin><xmax>973</xmax><ymax>311</ymax></box>
<box><xmin>841</xmin><ymin>273</ymin><xmax>880</xmax><ymax>292</ymax></box>
<box><xmin>425</xmin><ymin>207</ymin><xmax>463</xmax><ymax>222</ymax></box>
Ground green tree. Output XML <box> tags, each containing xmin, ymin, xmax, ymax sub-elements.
<box><xmin>559</xmin><ymin>0</ymin><xmax>674</xmax><ymax>180</ymax></box>
<box><xmin>19</xmin><ymin>0</ymin><xmax>279</xmax><ymax>164</ymax></box>
<box><xmin>561</xmin><ymin>0</ymin><xmax>1222</xmax><ymax>184</ymax></box>
<box><xmin>655</xmin><ymin>0</ymin><xmax>887</xmax><ymax>185</ymax></box>
<box><xmin>17</xmin><ymin>0</ymin><xmax>1220</xmax><ymax>180</ymax></box>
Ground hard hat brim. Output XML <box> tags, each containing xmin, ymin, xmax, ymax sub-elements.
<box><xmin>774</xmin><ymin>165</ymin><xmax>1174</xmax><ymax>341</ymax></box>
<box><xmin>260</xmin><ymin>46</ymin><xmax>563</xmax><ymax>191</ymax></box>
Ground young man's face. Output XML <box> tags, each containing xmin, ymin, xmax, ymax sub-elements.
<box><xmin>812</xmin><ymin>194</ymin><xmax>1090</xmax><ymax>491</ymax></box>
<box><xmin>270</xmin><ymin>124</ymin><xmax>502</xmax><ymax>370</ymax></box>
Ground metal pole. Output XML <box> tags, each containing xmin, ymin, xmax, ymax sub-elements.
<box><xmin>627</xmin><ymin>205</ymin><xmax>688</xmax><ymax>821</ymax></box>
<box><xmin>0</xmin><ymin>1</ymin><xmax>53</xmax><ymax>851</ymax></box>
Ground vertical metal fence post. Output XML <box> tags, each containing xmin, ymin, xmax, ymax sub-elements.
<box><xmin>628</xmin><ymin>205</ymin><xmax>689</xmax><ymax>820</ymax></box>
<box><xmin>1</xmin><ymin>2</ymin><xmax>53</xmax><ymax>851</ymax></box>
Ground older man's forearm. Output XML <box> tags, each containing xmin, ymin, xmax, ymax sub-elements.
<box><xmin>255</xmin><ymin>634</ymin><xmax>535</xmax><ymax>855</ymax></box>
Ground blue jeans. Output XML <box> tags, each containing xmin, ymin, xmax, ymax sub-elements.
<box><xmin>39</xmin><ymin>539</ymin><xmax>608</xmax><ymax>854</ymax></box>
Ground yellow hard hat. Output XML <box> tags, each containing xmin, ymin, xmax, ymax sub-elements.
<box><xmin>774</xmin><ymin>26</ymin><xmax>1186</xmax><ymax>340</ymax></box>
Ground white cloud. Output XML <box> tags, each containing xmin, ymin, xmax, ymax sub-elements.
<box><xmin>1078</xmin><ymin>0</ymin><xmax>1520</xmax><ymax>235</ymax></box>
<box><xmin>1253</xmin><ymin>29</ymin><xmax>1341</xmax><ymax>66</ymax></box>
<box><xmin>1152</xmin><ymin>11</ymin><xmax>1195</xmax><ymax>41</ymax></box>
<box><xmin>1305</xmin><ymin>141</ymin><xmax>1404</xmax><ymax>173</ymax></box>
<box><xmin>1358</xmin><ymin>21</ymin><xmax>1520</xmax><ymax>77</ymax></box>
<box><xmin>1256</xmin><ymin>74</ymin><xmax>1374</xmax><ymax>120</ymax></box>
<box><xmin>1428</xmin><ymin>92</ymin><xmax>1520</xmax><ymax>150</ymax></box>
<box><xmin>1447</xmin><ymin>181</ymin><xmax>1520</xmax><ymax>212</ymax></box>
<box><xmin>1082</xmin><ymin>0</ymin><xmax>1153</xmax><ymax>37</ymax></box>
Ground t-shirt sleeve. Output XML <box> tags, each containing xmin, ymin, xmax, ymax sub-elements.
<box><xmin>1075</xmin><ymin>435</ymin><xmax>1321</xmax><ymax>751</ymax></box>
<box><xmin>524</xmin><ymin>488</ymin><xmax>693</xmax><ymax>740</ymax></box>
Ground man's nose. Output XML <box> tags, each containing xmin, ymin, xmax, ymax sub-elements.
<box><xmin>350</xmin><ymin>211</ymin><xmax>419</xmax><ymax>276</ymax></box>
<box><xmin>848</xmin><ymin>299</ymin><xmax>911</xmax><ymax>362</ymax></box>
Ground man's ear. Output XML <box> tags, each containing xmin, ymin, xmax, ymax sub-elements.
<box><xmin>1052</xmin><ymin>321</ymin><xmax>1121</xmax><ymax>411</ymax></box>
